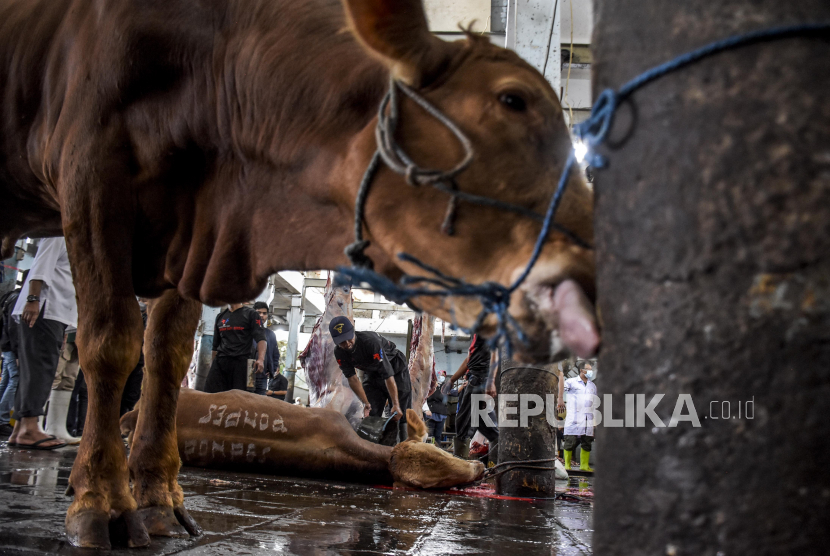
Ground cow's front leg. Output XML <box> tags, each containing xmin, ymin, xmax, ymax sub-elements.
<box><xmin>66</xmin><ymin>295</ymin><xmax>148</xmax><ymax>548</ymax></box>
<box><xmin>129</xmin><ymin>290</ymin><xmax>202</xmax><ymax>537</ymax></box>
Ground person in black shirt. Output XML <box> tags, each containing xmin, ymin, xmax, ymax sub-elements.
<box><xmin>445</xmin><ymin>334</ymin><xmax>499</xmax><ymax>458</ymax></box>
<box><xmin>330</xmin><ymin>316</ymin><xmax>412</xmax><ymax>441</ymax></box>
<box><xmin>424</xmin><ymin>377</ymin><xmax>450</xmax><ymax>442</ymax></box>
<box><xmin>266</xmin><ymin>373</ymin><xmax>288</xmax><ymax>401</ymax></box>
<box><xmin>253</xmin><ymin>302</ymin><xmax>280</xmax><ymax>395</ymax></box>
<box><xmin>205</xmin><ymin>303</ymin><xmax>266</xmax><ymax>393</ymax></box>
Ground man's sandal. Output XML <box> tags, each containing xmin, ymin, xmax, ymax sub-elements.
<box><xmin>14</xmin><ymin>435</ymin><xmax>67</xmax><ymax>451</ymax></box>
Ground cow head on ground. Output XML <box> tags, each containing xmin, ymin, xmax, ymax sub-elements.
<box><xmin>336</xmin><ymin>0</ymin><xmax>598</xmax><ymax>361</ymax></box>
<box><xmin>388</xmin><ymin>409</ymin><xmax>485</xmax><ymax>489</ymax></box>
<box><xmin>120</xmin><ymin>408</ymin><xmax>138</xmax><ymax>447</ymax></box>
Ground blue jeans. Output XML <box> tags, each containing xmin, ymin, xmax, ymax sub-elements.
<box><xmin>254</xmin><ymin>372</ymin><xmax>268</xmax><ymax>395</ymax></box>
<box><xmin>0</xmin><ymin>351</ymin><xmax>19</xmax><ymax>425</ymax></box>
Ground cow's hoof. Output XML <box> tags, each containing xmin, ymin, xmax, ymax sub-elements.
<box><xmin>119</xmin><ymin>510</ymin><xmax>152</xmax><ymax>548</ymax></box>
<box><xmin>174</xmin><ymin>506</ymin><xmax>203</xmax><ymax>536</ymax></box>
<box><xmin>66</xmin><ymin>509</ymin><xmax>151</xmax><ymax>549</ymax></box>
<box><xmin>138</xmin><ymin>506</ymin><xmax>189</xmax><ymax>538</ymax></box>
<box><xmin>65</xmin><ymin>509</ymin><xmax>112</xmax><ymax>549</ymax></box>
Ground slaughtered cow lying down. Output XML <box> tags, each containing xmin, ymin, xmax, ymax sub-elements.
<box><xmin>121</xmin><ymin>389</ymin><xmax>485</xmax><ymax>490</ymax></box>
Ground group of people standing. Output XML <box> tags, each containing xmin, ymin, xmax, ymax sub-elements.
<box><xmin>0</xmin><ymin>238</ymin><xmax>147</xmax><ymax>449</ymax></box>
<box><xmin>0</xmin><ymin>238</ymin><xmax>78</xmax><ymax>449</ymax></box>
<box><xmin>205</xmin><ymin>301</ymin><xmax>287</xmax><ymax>400</ymax></box>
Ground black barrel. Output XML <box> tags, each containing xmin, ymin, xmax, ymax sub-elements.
<box><xmin>495</xmin><ymin>365</ymin><xmax>559</xmax><ymax>497</ymax></box>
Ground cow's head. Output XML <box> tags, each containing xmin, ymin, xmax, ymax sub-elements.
<box><xmin>120</xmin><ymin>408</ymin><xmax>139</xmax><ymax>447</ymax></box>
<box><xmin>388</xmin><ymin>409</ymin><xmax>485</xmax><ymax>489</ymax></box>
<box><xmin>342</xmin><ymin>0</ymin><xmax>598</xmax><ymax>362</ymax></box>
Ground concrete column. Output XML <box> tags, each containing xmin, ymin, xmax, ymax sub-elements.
<box><xmin>193</xmin><ymin>304</ymin><xmax>222</xmax><ymax>391</ymax></box>
<box><xmin>284</xmin><ymin>296</ymin><xmax>302</xmax><ymax>402</ymax></box>
<box><xmin>510</xmin><ymin>0</ymin><xmax>561</xmax><ymax>94</ymax></box>
<box><xmin>592</xmin><ymin>1</ymin><xmax>830</xmax><ymax>553</ymax></box>
<box><xmin>504</xmin><ymin>0</ymin><xmax>517</xmax><ymax>49</ymax></box>
<box><xmin>372</xmin><ymin>291</ymin><xmax>381</xmax><ymax>320</ymax></box>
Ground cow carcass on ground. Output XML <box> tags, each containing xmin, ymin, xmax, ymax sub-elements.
<box><xmin>121</xmin><ymin>389</ymin><xmax>485</xmax><ymax>490</ymax></box>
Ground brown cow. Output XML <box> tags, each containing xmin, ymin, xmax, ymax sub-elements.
<box><xmin>0</xmin><ymin>0</ymin><xmax>596</xmax><ymax>548</ymax></box>
<box><xmin>121</xmin><ymin>390</ymin><xmax>484</xmax><ymax>489</ymax></box>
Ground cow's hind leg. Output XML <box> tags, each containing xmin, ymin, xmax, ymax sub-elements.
<box><xmin>129</xmin><ymin>290</ymin><xmax>202</xmax><ymax>537</ymax></box>
<box><xmin>65</xmin><ymin>295</ymin><xmax>148</xmax><ymax>548</ymax></box>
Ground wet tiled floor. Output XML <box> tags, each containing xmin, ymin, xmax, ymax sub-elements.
<box><xmin>0</xmin><ymin>443</ymin><xmax>593</xmax><ymax>555</ymax></box>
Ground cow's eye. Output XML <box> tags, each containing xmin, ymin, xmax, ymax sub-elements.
<box><xmin>498</xmin><ymin>93</ymin><xmax>527</xmax><ymax>112</ymax></box>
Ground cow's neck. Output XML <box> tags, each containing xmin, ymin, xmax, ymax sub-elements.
<box><xmin>345</xmin><ymin>437</ymin><xmax>395</xmax><ymax>473</ymax></box>
<box><xmin>174</xmin><ymin>1</ymin><xmax>396</xmax><ymax>303</ymax></box>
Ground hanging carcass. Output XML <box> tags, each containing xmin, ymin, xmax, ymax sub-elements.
<box><xmin>299</xmin><ymin>275</ymin><xmax>364</xmax><ymax>428</ymax></box>
<box><xmin>408</xmin><ymin>315</ymin><xmax>437</xmax><ymax>411</ymax></box>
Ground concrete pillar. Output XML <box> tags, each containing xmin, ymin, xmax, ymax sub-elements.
<box><xmin>592</xmin><ymin>1</ymin><xmax>830</xmax><ymax>553</ymax></box>
<box><xmin>508</xmin><ymin>0</ymin><xmax>561</xmax><ymax>94</ymax></box>
<box><xmin>193</xmin><ymin>334</ymin><xmax>213</xmax><ymax>392</ymax></box>
<box><xmin>284</xmin><ymin>296</ymin><xmax>302</xmax><ymax>402</ymax></box>
<box><xmin>193</xmin><ymin>304</ymin><xmax>222</xmax><ymax>391</ymax></box>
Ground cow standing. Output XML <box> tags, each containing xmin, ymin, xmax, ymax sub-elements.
<box><xmin>0</xmin><ymin>0</ymin><xmax>597</xmax><ymax>548</ymax></box>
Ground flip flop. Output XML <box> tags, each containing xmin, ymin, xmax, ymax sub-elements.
<box><xmin>5</xmin><ymin>441</ymin><xmax>16</xmax><ymax>447</ymax></box>
<box><xmin>15</xmin><ymin>435</ymin><xmax>67</xmax><ymax>451</ymax></box>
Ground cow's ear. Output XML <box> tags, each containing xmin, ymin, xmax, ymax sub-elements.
<box><xmin>405</xmin><ymin>408</ymin><xmax>428</xmax><ymax>441</ymax></box>
<box><xmin>342</xmin><ymin>0</ymin><xmax>451</xmax><ymax>86</ymax></box>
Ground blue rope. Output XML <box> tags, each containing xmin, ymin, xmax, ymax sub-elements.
<box><xmin>338</xmin><ymin>22</ymin><xmax>830</xmax><ymax>357</ymax></box>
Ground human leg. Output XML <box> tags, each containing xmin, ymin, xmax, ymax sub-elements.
<box><xmin>66</xmin><ymin>370</ymin><xmax>87</xmax><ymax>437</ymax></box>
<box><xmin>203</xmin><ymin>358</ymin><xmax>227</xmax><ymax>393</ymax></box>
<box><xmin>0</xmin><ymin>351</ymin><xmax>19</xmax><ymax>426</ymax></box>
<box><xmin>394</xmin><ymin>371</ymin><xmax>412</xmax><ymax>441</ymax></box>
<box><xmin>434</xmin><ymin>418</ymin><xmax>444</xmax><ymax>441</ymax></box>
<box><xmin>254</xmin><ymin>371</ymin><xmax>268</xmax><ymax>395</ymax></box>
<box><xmin>469</xmin><ymin>381</ymin><xmax>498</xmax><ymax>444</ymax></box>
<box><xmin>426</xmin><ymin>418</ymin><xmax>437</xmax><ymax>439</ymax></box>
<box><xmin>229</xmin><ymin>357</ymin><xmax>250</xmax><ymax>391</ymax></box>
<box><xmin>579</xmin><ymin>435</ymin><xmax>594</xmax><ymax>471</ymax></box>
<box><xmin>12</xmin><ymin>313</ymin><xmax>66</xmax><ymax>447</ymax></box>
<box><xmin>363</xmin><ymin>377</ymin><xmax>389</xmax><ymax>418</ymax></box>
<box><xmin>0</xmin><ymin>352</ymin><xmax>12</xmax><ymax>408</ymax></box>
<box><xmin>563</xmin><ymin>435</ymin><xmax>580</xmax><ymax>469</ymax></box>
<box><xmin>453</xmin><ymin>384</ymin><xmax>474</xmax><ymax>458</ymax></box>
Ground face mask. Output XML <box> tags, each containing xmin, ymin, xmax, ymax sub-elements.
<box><xmin>585</xmin><ymin>370</ymin><xmax>596</xmax><ymax>381</ymax></box>
<box><xmin>438</xmin><ymin>376</ymin><xmax>446</xmax><ymax>384</ymax></box>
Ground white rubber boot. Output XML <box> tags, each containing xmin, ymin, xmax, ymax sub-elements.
<box><xmin>44</xmin><ymin>390</ymin><xmax>81</xmax><ymax>444</ymax></box>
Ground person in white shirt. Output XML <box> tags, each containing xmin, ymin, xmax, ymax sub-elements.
<box><xmin>556</xmin><ymin>360</ymin><xmax>597</xmax><ymax>472</ymax></box>
<box><xmin>7</xmin><ymin>238</ymin><xmax>78</xmax><ymax>450</ymax></box>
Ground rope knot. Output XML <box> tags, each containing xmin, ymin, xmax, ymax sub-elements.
<box><xmin>479</xmin><ymin>282</ymin><xmax>510</xmax><ymax>306</ymax></box>
<box><xmin>573</xmin><ymin>88</ymin><xmax>618</xmax><ymax>168</ymax></box>
<box><xmin>344</xmin><ymin>240</ymin><xmax>374</xmax><ymax>270</ymax></box>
